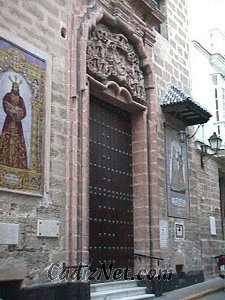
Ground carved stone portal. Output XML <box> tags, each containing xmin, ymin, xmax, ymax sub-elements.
<box><xmin>87</xmin><ymin>24</ymin><xmax>146</xmax><ymax>103</ymax></box>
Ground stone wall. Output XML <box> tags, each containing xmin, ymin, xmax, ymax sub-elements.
<box><xmin>1</xmin><ymin>0</ymin><xmax>224</xmax><ymax>285</ymax></box>
<box><xmin>154</xmin><ymin>0</ymin><xmax>225</xmax><ymax>279</ymax></box>
<box><xmin>0</xmin><ymin>0</ymin><xmax>160</xmax><ymax>284</ymax></box>
<box><xmin>0</xmin><ymin>0</ymin><xmax>72</xmax><ymax>284</ymax></box>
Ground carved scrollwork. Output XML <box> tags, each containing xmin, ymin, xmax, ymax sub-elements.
<box><xmin>87</xmin><ymin>24</ymin><xmax>146</xmax><ymax>102</ymax></box>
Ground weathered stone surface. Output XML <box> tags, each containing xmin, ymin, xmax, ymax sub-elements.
<box><xmin>0</xmin><ymin>265</ymin><xmax>27</xmax><ymax>281</ymax></box>
<box><xmin>87</xmin><ymin>24</ymin><xmax>146</xmax><ymax>102</ymax></box>
<box><xmin>0</xmin><ymin>0</ymin><xmax>68</xmax><ymax>285</ymax></box>
<box><xmin>0</xmin><ymin>0</ymin><xmax>224</xmax><ymax>287</ymax></box>
<box><xmin>0</xmin><ymin>223</ymin><xmax>19</xmax><ymax>245</ymax></box>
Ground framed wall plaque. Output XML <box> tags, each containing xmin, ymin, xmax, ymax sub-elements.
<box><xmin>165</xmin><ymin>125</ymin><xmax>190</xmax><ymax>219</ymax></box>
<box><xmin>0</xmin><ymin>32</ymin><xmax>51</xmax><ymax>196</ymax></box>
<box><xmin>175</xmin><ymin>223</ymin><xmax>184</xmax><ymax>239</ymax></box>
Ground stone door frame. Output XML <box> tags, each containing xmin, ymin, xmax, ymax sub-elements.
<box><xmin>66</xmin><ymin>6</ymin><xmax>160</xmax><ymax>273</ymax></box>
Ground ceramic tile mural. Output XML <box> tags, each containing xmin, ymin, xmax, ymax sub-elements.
<box><xmin>165</xmin><ymin>125</ymin><xmax>190</xmax><ymax>219</ymax></box>
<box><xmin>0</xmin><ymin>37</ymin><xmax>46</xmax><ymax>195</ymax></box>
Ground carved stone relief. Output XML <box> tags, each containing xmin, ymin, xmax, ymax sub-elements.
<box><xmin>87</xmin><ymin>24</ymin><xmax>146</xmax><ymax>102</ymax></box>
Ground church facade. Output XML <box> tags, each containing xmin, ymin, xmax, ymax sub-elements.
<box><xmin>0</xmin><ymin>0</ymin><xmax>225</xmax><ymax>287</ymax></box>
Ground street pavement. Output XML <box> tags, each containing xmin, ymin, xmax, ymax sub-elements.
<box><xmin>156</xmin><ymin>278</ymin><xmax>225</xmax><ymax>300</ymax></box>
<box><xmin>197</xmin><ymin>290</ymin><xmax>225</xmax><ymax>299</ymax></box>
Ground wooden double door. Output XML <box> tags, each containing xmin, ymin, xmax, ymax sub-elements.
<box><xmin>89</xmin><ymin>96</ymin><xmax>134</xmax><ymax>272</ymax></box>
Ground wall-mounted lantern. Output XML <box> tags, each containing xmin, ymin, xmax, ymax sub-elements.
<box><xmin>178</xmin><ymin>130</ymin><xmax>222</xmax><ymax>168</ymax></box>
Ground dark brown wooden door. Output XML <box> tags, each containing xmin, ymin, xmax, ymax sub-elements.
<box><xmin>89</xmin><ymin>96</ymin><xmax>134</xmax><ymax>272</ymax></box>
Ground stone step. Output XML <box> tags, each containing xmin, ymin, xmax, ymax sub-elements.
<box><xmin>91</xmin><ymin>280</ymin><xmax>137</xmax><ymax>293</ymax></box>
<box><xmin>117</xmin><ymin>294</ymin><xmax>155</xmax><ymax>300</ymax></box>
<box><xmin>91</xmin><ymin>286</ymin><xmax>147</xmax><ymax>300</ymax></box>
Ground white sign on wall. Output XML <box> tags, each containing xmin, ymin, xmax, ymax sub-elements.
<box><xmin>0</xmin><ymin>223</ymin><xmax>19</xmax><ymax>245</ymax></box>
<box><xmin>37</xmin><ymin>219</ymin><xmax>60</xmax><ymax>238</ymax></box>
<box><xmin>160</xmin><ymin>220</ymin><xmax>168</xmax><ymax>248</ymax></box>
<box><xmin>209</xmin><ymin>216</ymin><xmax>217</xmax><ymax>235</ymax></box>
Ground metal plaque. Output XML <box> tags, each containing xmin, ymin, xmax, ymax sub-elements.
<box><xmin>175</xmin><ymin>223</ymin><xmax>184</xmax><ymax>239</ymax></box>
<box><xmin>37</xmin><ymin>219</ymin><xmax>60</xmax><ymax>238</ymax></box>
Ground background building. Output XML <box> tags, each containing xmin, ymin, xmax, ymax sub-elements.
<box><xmin>188</xmin><ymin>0</ymin><xmax>225</xmax><ymax>146</ymax></box>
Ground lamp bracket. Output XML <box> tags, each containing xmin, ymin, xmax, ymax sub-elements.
<box><xmin>201</xmin><ymin>151</ymin><xmax>218</xmax><ymax>168</ymax></box>
<box><xmin>178</xmin><ymin>124</ymin><xmax>202</xmax><ymax>143</ymax></box>
<box><xmin>187</xmin><ymin>124</ymin><xmax>202</xmax><ymax>140</ymax></box>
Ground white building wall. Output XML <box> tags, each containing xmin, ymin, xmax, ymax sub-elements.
<box><xmin>189</xmin><ymin>42</ymin><xmax>215</xmax><ymax>143</ymax></box>
<box><xmin>209</xmin><ymin>28</ymin><xmax>225</xmax><ymax>55</ymax></box>
<box><xmin>187</xmin><ymin>0</ymin><xmax>225</xmax><ymax>147</ymax></box>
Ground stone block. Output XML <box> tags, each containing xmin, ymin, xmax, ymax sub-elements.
<box><xmin>0</xmin><ymin>223</ymin><xmax>19</xmax><ymax>245</ymax></box>
<box><xmin>0</xmin><ymin>265</ymin><xmax>27</xmax><ymax>282</ymax></box>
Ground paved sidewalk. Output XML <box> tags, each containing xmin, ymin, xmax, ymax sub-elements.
<box><xmin>156</xmin><ymin>278</ymin><xmax>225</xmax><ymax>300</ymax></box>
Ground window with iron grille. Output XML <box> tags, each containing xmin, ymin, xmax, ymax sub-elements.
<box><xmin>152</xmin><ymin>0</ymin><xmax>167</xmax><ymax>38</ymax></box>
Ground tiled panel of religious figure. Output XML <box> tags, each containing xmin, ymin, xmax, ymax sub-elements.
<box><xmin>0</xmin><ymin>37</ymin><xmax>45</xmax><ymax>194</ymax></box>
<box><xmin>165</xmin><ymin>125</ymin><xmax>190</xmax><ymax>219</ymax></box>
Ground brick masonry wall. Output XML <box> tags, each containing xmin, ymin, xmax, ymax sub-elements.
<box><xmin>154</xmin><ymin>0</ymin><xmax>225</xmax><ymax>278</ymax></box>
<box><xmin>0</xmin><ymin>0</ymin><xmax>157</xmax><ymax>285</ymax></box>
<box><xmin>1</xmin><ymin>0</ymin><xmax>224</xmax><ymax>285</ymax></box>
<box><xmin>0</xmin><ymin>0</ymin><xmax>79</xmax><ymax>284</ymax></box>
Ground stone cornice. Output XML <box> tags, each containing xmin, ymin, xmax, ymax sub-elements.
<box><xmin>192</xmin><ymin>40</ymin><xmax>225</xmax><ymax>75</ymax></box>
<box><xmin>210</xmin><ymin>53</ymin><xmax>225</xmax><ymax>75</ymax></box>
<box><xmin>136</xmin><ymin>0</ymin><xmax>166</xmax><ymax>26</ymax></box>
<box><xmin>191</xmin><ymin>40</ymin><xmax>211</xmax><ymax>59</ymax></box>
